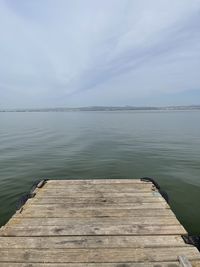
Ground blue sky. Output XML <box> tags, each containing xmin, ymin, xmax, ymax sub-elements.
<box><xmin>0</xmin><ymin>0</ymin><xmax>200</xmax><ymax>108</ymax></box>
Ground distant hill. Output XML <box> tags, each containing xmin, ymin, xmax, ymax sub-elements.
<box><xmin>1</xmin><ymin>105</ymin><xmax>200</xmax><ymax>112</ymax></box>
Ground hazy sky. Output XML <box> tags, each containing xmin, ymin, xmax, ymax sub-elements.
<box><xmin>1</xmin><ymin>0</ymin><xmax>200</xmax><ymax>108</ymax></box>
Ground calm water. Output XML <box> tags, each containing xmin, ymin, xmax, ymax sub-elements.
<box><xmin>0</xmin><ymin>111</ymin><xmax>200</xmax><ymax>234</ymax></box>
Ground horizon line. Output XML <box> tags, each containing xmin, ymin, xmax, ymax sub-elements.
<box><xmin>1</xmin><ymin>104</ymin><xmax>200</xmax><ymax>112</ymax></box>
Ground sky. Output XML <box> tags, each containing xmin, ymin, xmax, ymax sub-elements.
<box><xmin>0</xmin><ymin>0</ymin><xmax>200</xmax><ymax>108</ymax></box>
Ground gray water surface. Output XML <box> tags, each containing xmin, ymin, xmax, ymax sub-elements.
<box><xmin>0</xmin><ymin>111</ymin><xmax>200</xmax><ymax>234</ymax></box>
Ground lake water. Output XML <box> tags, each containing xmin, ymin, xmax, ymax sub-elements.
<box><xmin>0</xmin><ymin>111</ymin><xmax>200</xmax><ymax>234</ymax></box>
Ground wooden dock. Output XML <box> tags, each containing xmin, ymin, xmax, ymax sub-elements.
<box><xmin>0</xmin><ymin>179</ymin><xmax>200</xmax><ymax>266</ymax></box>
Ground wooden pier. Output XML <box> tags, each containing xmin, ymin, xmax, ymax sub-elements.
<box><xmin>0</xmin><ymin>179</ymin><xmax>200</xmax><ymax>266</ymax></box>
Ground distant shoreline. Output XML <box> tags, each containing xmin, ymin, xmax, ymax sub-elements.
<box><xmin>0</xmin><ymin>106</ymin><xmax>200</xmax><ymax>112</ymax></box>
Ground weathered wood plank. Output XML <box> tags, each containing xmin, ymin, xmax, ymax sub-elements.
<box><xmin>34</xmin><ymin>191</ymin><xmax>161</xmax><ymax>198</ymax></box>
<box><xmin>0</xmin><ymin>235</ymin><xmax>188</xmax><ymax>249</ymax></box>
<box><xmin>39</xmin><ymin>183</ymin><xmax>153</xmax><ymax>193</ymax></box>
<box><xmin>30</xmin><ymin>195</ymin><xmax>165</xmax><ymax>204</ymax></box>
<box><xmin>47</xmin><ymin>179</ymin><xmax>150</xmax><ymax>184</ymax></box>
<box><xmin>23</xmin><ymin>202</ymin><xmax>169</xmax><ymax>211</ymax></box>
<box><xmin>1</xmin><ymin>224</ymin><xmax>186</xmax><ymax>236</ymax></box>
<box><xmin>192</xmin><ymin>261</ymin><xmax>200</xmax><ymax>267</ymax></box>
<box><xmin>6</xmin><ymin>216</ymin><xmax>180</xmax><ymax>227</ymax></box>
<box><xmin>16</xmin><ymin>207</ymin><xmax>176</xmax><ymax>218</ymax></box>
<box><xmin>0</xmin><ymin>247</ymin><xmax>199</xmax><ymax>263</ymax></box>
<box><xmin>0</xmin><ymin>262</ymin><xmax>182</xmax><ymax>267</ymax></box>
<box><xmin>26</xmin><ymin>202</ymin><xmax>168</xmax><ymax>208</ymax></box>
<box><xmin>179</xmin><ymin>255</ymin><xmax>193</xmax><ymax>267</ymax></box>
<box><xmin>45</xmin><ymin>182</ymin><xmax>152</xmax><ymax>188</ymax></box>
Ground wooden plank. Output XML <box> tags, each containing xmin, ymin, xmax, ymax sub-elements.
<box><xmin>23</xmin><ymin>202</ymin><xmax>169</xmax><ymax>211</ymax></box>
<box><xmin>30</xmin><ymin>195</ymin><xmax>165</xmax><ymax>204</ymax></box>
<box><xmin>44</xmin><ymin>181</ymin><xmax>151</xmax><ymax>187</ymax></box>
<box><xmin>179</xmin><ymin>255</ymin><xmax>192</xmax><ymax>267</ymax></box>
<box><xmin>0</xmin><ymin>262</ymin><xmax>182</xmax><ymax>267</ymax></box>
<box><xmin>26</xmin><ymin>202</ymin><xmax>168</xmax><ymax>208</ymax></box>
<box><xmin>34</xmin><ymin>191</ymin><xmax>161</xmax><ymax>198</ymax></box>
<box><xmin>1</xmin><ymin>224</ymin><xmax>186</xmax><ymax>236</ymax></box>
<box><xmin>192</xmin><ymin>261</ymin><xmax>200</xmax><ymax>267</ymax></box>
<box><xmin>39</xmin><ymin>183</ymin><xmax>153</xmax><ymax>193</ymax></box>
<box><xmin>0</xmin><ymin>247</ymin><xmax>199</xmax><ymax>263</ymax></box>
<box><xmin>46</xmin><ymin>179</ymin><xmax>150</xmax><ymax>184</ymax></box>
<box><xmin>0</xmin><ymin>235</ymin><xmax>189</xmax><ymax>249</ymax></box>
<box><xmin>16</xmin><ymin>207</ymin><xmax>176</xmax><ymax>218</ymax></box>
<box><xmin>6</xmin><ymin>216</ymin><xmax>180</xmax><ymax>227</ymax></box>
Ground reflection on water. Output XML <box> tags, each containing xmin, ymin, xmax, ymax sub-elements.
<box><xmin>0</xmin><ymin>111</ymin><xmax>200</xmax><ymax>234</ymax></box>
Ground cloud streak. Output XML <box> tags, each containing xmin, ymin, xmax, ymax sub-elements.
<box><xmin>0</xmin><ymin>0</ymin><xmax>200</xmax><ymax>107</ymax></box>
